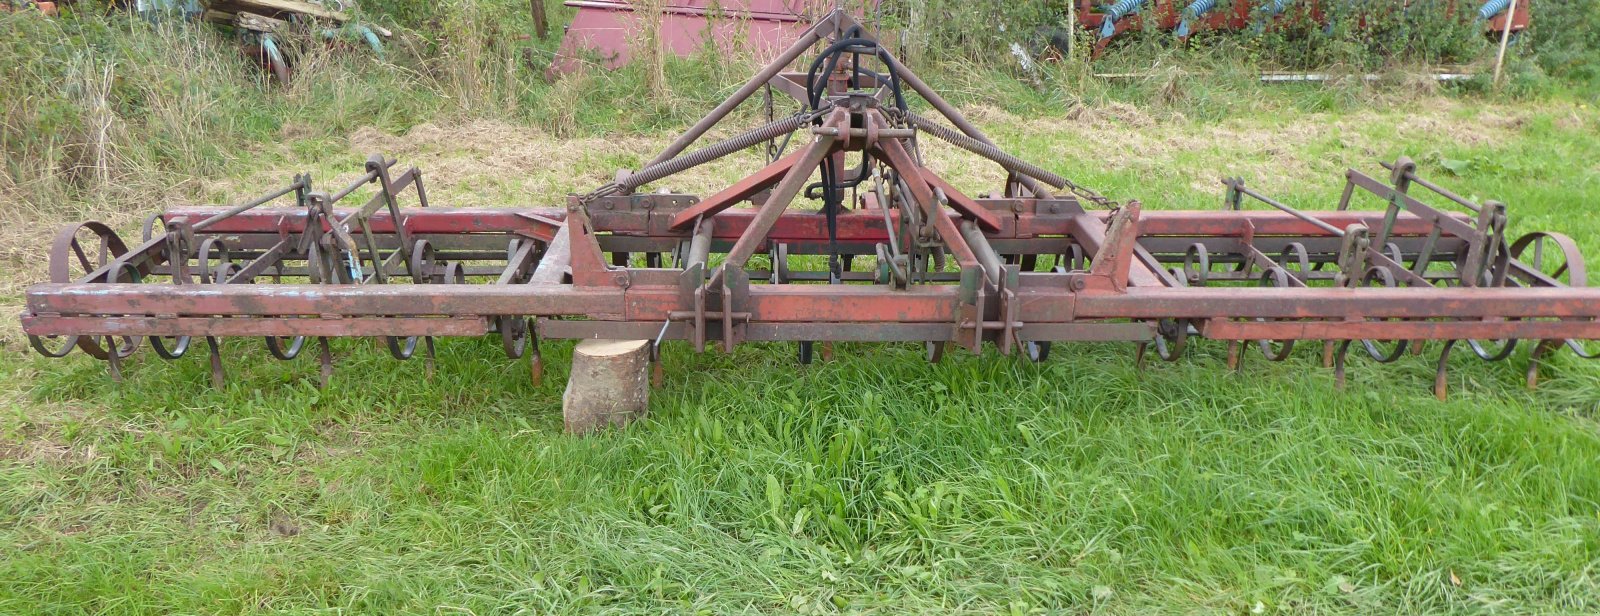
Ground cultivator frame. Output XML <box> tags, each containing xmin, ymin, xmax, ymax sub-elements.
<box><xmin>20</xmin><ymin>10</ymin><xmax>1600</xmax><ymax>399</ymax></box>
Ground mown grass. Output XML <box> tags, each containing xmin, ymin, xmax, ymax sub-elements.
<box><xmin>5</xmin><ymin>4</ymin><xmax>1600</xmax><ymax>615</ymax></box>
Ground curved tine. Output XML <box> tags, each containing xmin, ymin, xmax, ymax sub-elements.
<box><xmin>207</xmin><ymin>336</ymin><xmax>225</xmax><ymax>390</ymax></box>
<box><xmin>318</xmin><ymin>337</ymin><xmax>334</xmax><ymax>389</ymax></box>
<box><xmin>1434</xmin><ymin>339</ymin><xmax>1458</xmax><ymax>401</ymax></box>
<box><xmin>258</xmin><ymin>264</ymin><xmax>305</xmax><ymax>360</ymax></box>
<box><xmin>386</xmin><ymin>335</ymin><xmax>420</xmax><ymax>360</ymax></box>
<box><xmin>1526</xmin><ymin>339</ymin><xmax>1560</xmax><ymax>390</ymax></box>
<box><xmin>1334</xmin><ymin>340</ymin><xmax>1354</xmax><ymax>390</ymax></box>
<box><xmin>1469</xmin><ymin>335</ymin><xmax>1519</xmax><ymax>361</ymax></box>
<box><xmin>102</xmin><ymin>260</ymin><xmax>152</xmax><ymax>381</ymax></box>
<box><xmin>149</xmin><ymin>225</ymin><xmax>193</xmax><ymax>360</ymax></box>
<box><xmin>386</xmin><ymin>241</ymin><xmax>436</xmax><ymax>360</ymax></box>
<box><xmin>150</xmin><ymin>332</ymin><xmax>191</xmax><ymax>360</ymax></box>
<box><xmin>1255</xmin><ymin>267</ymin><xmax>1296</xmax><ymax>361</ymax></box>
<box><xmin>1359</xmin><ymin>266</ymin><xmax>1408</xmax><ymax>362</ymax></box>
<box><xmin>1155</xmin><ymin>319</ymin><xmax>1187</xmax><ymax>362</ymax></box>
<box><xmin>205</xmin><ymin>262</ymin><xmax>242</xmax><ymax>389</ymax></box>
<box><xmin>1183</xmin><ymin>243</ymin><xmax>1211</xmax><ymax>287</ymax></box>
<box><xmin>106</xmin><ymin>335</ymin><xmax>123</xmax><ymax>383</ymax></box>
<box><xmin>29</xmin><ymin>333</ymin><xmax>80</xmax><ymax>358</ymax></box>
<box><xmin>92</xmin><ymin>260</ymin><xmax>146</xmax><ymax>364</ymax></box>
<box><xmin>1565</xmin><ymin>337</ymin><xmax>1600</xmax><ymax>360</ymax></box>
<box><xmin>142</xmin><ymin>211</ymin><xmax>164</xmax><ymax>242</ymax></box>
<box><xmin>1454</xmin><ymin>272</ymin><xmax>1519</xmax><ymax>361</ymax></box>
<box><xmin>266</xmin><ymin>335</ymin><xmax>307</xmax><ymax>361</ymax></box>
<box><xmin>527</xmin><ymin>322</ymin><xmax>544</xmax><ymax>386</ymax></box>
<box><xmin>500</xmin><ymin>316</ymin><xmax>528</xmax><ymax>359</ymax></box>
<box><xmin>424</xmin><ymin>337</ymin><xmax>438</xmax><ymax>381</ymax></box>
<box><xmin>149</xmin><ymin>233</ymin><xmax>192</xmax><ymax>358</ymax></box>
<box><xmin>1280</xmin><ymin>242</ymin><xmax>1311</xmax><ymax>281</ymax></box>
<box><xmin>196</xmin><ymin>237</ymin><xmax>229</xmax><ymax>284</ymax></box>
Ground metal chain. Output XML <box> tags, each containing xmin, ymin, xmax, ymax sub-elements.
<box><xmin>1061</xmin><ymin>176</ymin><xmax>1122</xmax><ymax>210</ymax></box>
<box><xmin>764</xmin><ymin>83</ymin><xmax>778</xmax><ymax>163</ymax></box>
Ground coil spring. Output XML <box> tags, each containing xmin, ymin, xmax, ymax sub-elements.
<box><xmin>1100</xmin><ymin>0</ymin><xmax>1146</xmax><ymax>38</ymax></box>
<box><xmin>1103</xmin><ymin>0</ymin><xmax>1145</xmax><ymax>21</ymax></box>
<box><xmin>1177</xmin><ymin>0</ymin><xmax>1219</xmax><ymax>37</ymax></box>
<box><xmin>1477</xmin><ymin>0</ymin><xmax>1512</xmax><ymax>21</ymax></box>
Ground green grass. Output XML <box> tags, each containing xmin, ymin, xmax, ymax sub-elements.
<box><xmin>6</xmin><ymin>5</ymin><xmax>1600</xmax><ymax>615</ymax></box>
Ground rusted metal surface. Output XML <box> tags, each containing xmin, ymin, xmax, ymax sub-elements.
<box><xmin>550</xmin><ymin>0</ymin><xmax>817</xmax><ymax>75</ymax></box>
<box><xmin>19</xmin><ymin>9</ymin><xmax>1598</xmax><ymax>399</ymax></box>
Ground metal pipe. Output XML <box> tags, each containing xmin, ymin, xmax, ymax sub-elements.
<box><xmin>686</xmin><ymin>217</ymin><xmax>713</xmax><ymax>269</ymax></box>
<box><xmin>960</xmin><ymin>220</ymin><xmax>1006</xmax><ymax>285</ymax></box>
<box><xmin>644</xmin><ymin>13</ymin><xmax>834</xmax><ymax>167</ymax></box>
<box><xmin>623</xmin><ymin>112</ymin><xmax>813</xmax><ymax>194</ymax></box>
<box><xmin>717</xmin><ymin>133</ymin><xmax>838</xmax><ymax>278</ymax></box>
<box><xmin>327</xmin><ymin>158</ymin><xmax>396</xmax><ymax>204</ymax></box>
<box><xmin>192</xmin><ymin>179</ymin><xmax>305</xmax><ymax>231</ymax></box>
<box><xmin>1224</xmin><ymin>179</ymin><xmax>1345</xmax><ymax>236</ymax></box>
<box><xmin>1380</xmin><ymin>161</ymin><xmax>1482</xmax><ymax>213</ymax></box>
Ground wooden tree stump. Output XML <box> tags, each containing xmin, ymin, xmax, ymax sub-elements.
<box><xmin>563</xmin><ymin>339</ymin><xmax>651</xmax><ymax>434</ymax></box>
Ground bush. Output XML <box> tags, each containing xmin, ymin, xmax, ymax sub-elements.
<box><xmin>1529</xmin><ymin>0</ymin><xmax>1600</xmax><ymax>85</ymax></box>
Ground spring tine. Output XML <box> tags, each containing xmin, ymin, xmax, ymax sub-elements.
<box><xmin>424</xmin><ymin>337</ymin><xmax>436</xmax><ymax>381</ymax></box>
<box><xmin>106</xmin><ymin>336</ymin><xmax>123</xmax><ymax>383</ymax></box>
<box><xmin>1334</xmin><ymin>341</ymin><xmax>1353</xmax><ymax>390</ymax></box>
<box><xmin>1434</xmin><ymin>340</ymin><xmax>1458</xmax><ymax>401</ymax></box>
<box><xmin>1226</xmin><ymin>340</ymin><xmax>1243</xmax><ymax>372</ymax></box>
<box><xmin>206</xmin><ymin>337</ymin><xmax>224</xmax><ymax>389</ymax></box>
<box><xmin>1322</xmin><ymin>340</ymin><xmax>1336</xmax><ymax>368</ymax></box>
<box><xmin>527</xmin><ymin>326</ymin><xmax>543</xmax><ymax>386</ymax></box>
<box><xmin>1134</xmin><ymin>342</ymin><xmax>1147</xmax><ymax>368</ymax></box>
<box><xmin>1526</xmin><ymin>339</ymin><xmax>1557</xmax><ymax>390</ymax></box>
<box><xmin>318</xmin><ymin>337</ymin><xmax>333</xmax><ymax>389</ymax></box>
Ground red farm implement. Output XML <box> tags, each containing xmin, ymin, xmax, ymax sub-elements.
<box><xmin>19</xmin><ymin>9</ymin><xmax>1600</xmax><ymax>402</ymax></box>
<box><xmin>1079</xmin><ymin>0</ymin><xmax>1530</xmax><ymax>57</ymax></box>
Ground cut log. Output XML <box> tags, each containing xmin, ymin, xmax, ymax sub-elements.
<box><xmin>563</xmin><ymin>339</ymin><xmax>651</xmax><ymax>434</ymax></box>
<box><xmin>234</xmin><ymin>11</ymin><xmax>287</xmax><ymax>32</ymax></box>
